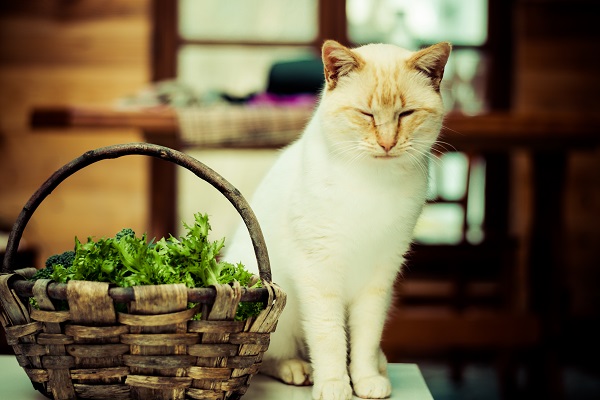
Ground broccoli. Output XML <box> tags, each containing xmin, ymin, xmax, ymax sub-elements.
<box><xmin>30</xmin><ymin>265</ymin><xmax>54</xmax><ymax>281</ymax></box>
<box><xmin>45</xmin><ymin>250</ymin><xmax>75</xmax><ymax>269</ymax></box>
<box><xmin>115</xmin><ymin>228</ymin><xmax>135</xmax><ymax>241</ymax></box>
<box><xmin>26</xmin><ymin>215</ymin><xmax>265</xmax><ymax>321</ymax></box>
<box><xmin>30</xmin><ymin>250</ymin><xmax>76</xmax><ymax>281</ymax></box>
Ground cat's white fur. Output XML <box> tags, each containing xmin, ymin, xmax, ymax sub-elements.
<box><xmin>225</xmin><ymin>40</ymin><xmax>451</xmax><ymax>400</ymax></box>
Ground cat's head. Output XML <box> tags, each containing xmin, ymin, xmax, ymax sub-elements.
<box><xmin>319</xmin><ymin>40</ymin><xmax>451</xmax><ymax>168</ymax></box>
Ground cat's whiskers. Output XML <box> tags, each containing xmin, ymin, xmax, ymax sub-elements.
<box><xmin>330</xmin><ymin>140</ymin><xmax>363</xmax><ymax>159</ymax></box>
<box><xmin>399</xmin><ymin>139</ymin><xmax>440</xmax><ymax>173</ymax></box>
<box><xmin>430</xmin><ymin>139</ymin><xmax>457</xmax><ymax>153</ymax></box>
<box><xmin>343</xmin><ymin>147</ymin><xmax>369</xmax><ymax>168</ymax></box>
<box><xmin>408</xmin><ymin>144</ymin><xmax>442</xmax><ymax>171</ymax></box>
<box><xmin>441</xmin><ymin>123</ymin><xmax>463</xmax><ymax>136</ymax></box>
<box><xmin>404</xmin><ymin>147</ymin><xmax>431</xmax><ymax>178</ymax></box>
<box><xmin>401</xmin><ymin>149</ymin><xmax>427</xmax><ymax>177</ymax></box>
<box><xmin>409</xmin><ymin>139</ymin><xmax>448</xmax><ymax>165</ymax></box>
<box><xmin>330</xmin><ymin>140</ymin><xmax>373</xmax><ymax>167</ymax></box>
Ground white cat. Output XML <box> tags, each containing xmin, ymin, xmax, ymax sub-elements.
<box><xmin>225</xmin><ymin>40</ymin><xmax>451</xmax><ymax>400</ymax></box>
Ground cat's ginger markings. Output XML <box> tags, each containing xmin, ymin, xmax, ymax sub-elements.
<box><xmin>226</xmin><ymin>39</ymin><xmax>451</xmax><ymax>400</ymax></box>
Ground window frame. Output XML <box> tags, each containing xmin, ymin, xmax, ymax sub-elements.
<box><xmin>153</xmin><ymin>0</ymin><xmax>512</xmax><ymax>109</ymax></box>
<box><xmin>151</xmin><ymin>0</ymin><xmax>349</xmax><ymax>81</ymax></box>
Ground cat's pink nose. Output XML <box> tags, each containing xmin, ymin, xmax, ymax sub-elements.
<box><xmin>378</xmin><ymin>141</ymin><xmax>396</xmax><ymax>152</ymax></box>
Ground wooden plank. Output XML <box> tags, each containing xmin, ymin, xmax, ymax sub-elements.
<box><xmin>125</xmin><ymin>375</ymin><xmax>192</xmax><ymax>389</ymax></box>
<box><xmin>70</xmin><ymin>366</ymin><xmax>129</xmax><ymax>380</ymax></box>
<box><xmin>187</xmin><ymin>366</ymin><xmax>231</xmax><ymax>380</ymax></box>
<box><xmin>67</xmin><ymin>344</ymin><xmax>129</xmax><ymax>358</ymax></box>
<box><xmin>37</xmin><ymin>333</ymin><xmax>74</xmax><ymax>345</ymax></box>
<box><xmin>42</xmin><ymin>355</ymin><xmax>76</xmax><ymax>369</ymax></box>
<box><xmin>120</xmin><ymin>333</ymin><xmax>199</xmax><ymax>346</ymax></box>
<box><xmin>0</xmin><ymin>66</ymin><xmax>149</xmax><ymax>131</ymax></box>
<box><xmin>73</xmin><ymin>384</ymin><xmax>130</xmax><ymax>400</ymax></box>
<box><xmin>122</xmin><ymin>354</ymin><xmax>196</xmax><ymax>369</ymax></box>
<box><xmin>65</xmin><ymin>324</ymin><xmax>129</xmax><ymax>340</ymax></box>
<box><xmin>0</xmin><ymin>0</ymin><xmax>147</xmax><ymax>19</ymax></box>
<box><xmin>117</xmin><ymin>307</ymin><xmax>198</xmax><ymax>326</ymax></box>
<box><xmin>0</xmin><ymin>18</ymin><xmax>149</xmax><ymax>66</ymax></box>
<box><xmin>30</xmin><ymin>309</ymin><xmax>70</xmax><ymax>323</ymax></box>
<box><xmin>187</xmin><ymin>343</ymin><xmax>239</xmax><ymax>357</ymax></box>
<box><xmin>442</xmin><ymin>113</ymin><xmax>600</xmax><ymax>149</ymax></box>
<box><xmin>31</xmin><ymin>106</ymin><xmax>177</xmax><ymax>133</ymax></box>
<box><xmin>29</xmin><ymin>107</ymin><xmax>600</xmax><ymax>150</ymax></box>
<box><xmin>382</xmin><ymin>310</ymin><xmax>540</xmax><ymax>353</ymax></box>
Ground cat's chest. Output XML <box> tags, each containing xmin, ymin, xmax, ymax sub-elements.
<box><xmin>313</xmin><ymin>169</ymin><xmax>423</xmax><ymax>215</ymax></box>
<box><xmin>293</xmin><ymin>168</ymin><xmax>426</xmax><ymax>245</ymax></box>
<box><xmin>292</xmin><ymin>172</ymin><xmax>424</xmax><ymax>296</ymax></box>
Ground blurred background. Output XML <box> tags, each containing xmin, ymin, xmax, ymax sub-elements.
<box><xmin>1</xmin><ymin>1</ymin><xmax>599</xmax><ymax>399</ymax></box>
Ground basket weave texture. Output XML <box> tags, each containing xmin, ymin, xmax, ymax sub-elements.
<box><xmin>0</xmin><ymin>143</ymin><xmax>286</xmax><ymax>400</ymax></box>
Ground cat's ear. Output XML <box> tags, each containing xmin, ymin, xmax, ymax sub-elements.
<box><xmin>322</xmin><ymin>40</ymin><xmax>364</xmax><ymax>90</ymax></box>
<box><xmin>407</xmin><ymin>42</ymin><xmax>452</xmax><ymax>91</ymax></box>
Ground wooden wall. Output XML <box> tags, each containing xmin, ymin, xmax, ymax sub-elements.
<box><xmin>513</xmin><ymin>0</ymin><xmax>600</xmax><ymax>318</ymax></box>
<box><xmin>0</xmin><ymin>0</ymin><xmax>151</xmax><ymax>267</ymax></box>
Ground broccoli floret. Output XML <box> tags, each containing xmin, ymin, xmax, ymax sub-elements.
<box><xmin>45</xmin><ymin>251</ymin><xmax>75</xmax><ymax>269</ymax></box>
<box><xmin>30</xmin><ymin>265</ymin><xmax>54</xmax><ymax>281</ymax></box>
<box><xmin>30</xmin><ymin>250</ymin><xmax>76</xmax><ymax>281</ymax></box>
<box><xmin>115</xmin><ymin>228</ymin><xmax>136</xmax><ymax>241</ymax></box>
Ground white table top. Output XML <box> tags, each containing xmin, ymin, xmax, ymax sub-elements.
<box><xmin>0</xmin><ymin>355</ymin><xmax>433</xmax><ymax>399</ymax></box>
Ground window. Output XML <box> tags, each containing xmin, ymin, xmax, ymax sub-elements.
<box><xmin>177</xmin><ymin>0</ymin><xmax>319</xmax><ymax>98</ymax></box>
<box><xmin>347</xmin><ymin>0</ymin><xmax>489</xmax><ymax>115</ymax></box>
<box><xmin>414</xmin><ymin>153</ymin><xmax>486</xmax><ymax>245</ymax></box>
<box><xmin>169</xmin><ymin>0</ymin><xmax>491</xmax><ymax>114</ymax></box>
<box><xmin>347</xmin><ymin>0</ymin><xmax>487</xmax><ymax>46</ymax></box>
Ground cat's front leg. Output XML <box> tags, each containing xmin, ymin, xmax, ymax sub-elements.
<box><xmin>348</xmin><ymin>278</ymin><xmax>395</xmax><ymax>399</ymax></box>
<box><xmin>299</xmin><ymin>285</ymin><xmax>353</xmax><ymax>400</ymax></box>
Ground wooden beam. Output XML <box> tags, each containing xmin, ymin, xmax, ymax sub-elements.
<box><xmin>151</xmin><ymin>0</ymin><xmax>178</xmax><ymax>81</ymax></box>
<box><xmin>29</xmin><ymin>107</ymin><xmax>600</xmax><ymax>150</ymax></box>
<box><xmin>382</xmin><ymin>310</ymin><xmax>540</xmax><ymax>353</ymax></box>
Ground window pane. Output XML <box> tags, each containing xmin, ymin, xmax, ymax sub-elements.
<box><xmin>426</xmin><ymin>155</ymin><xmax>439</xmax><ymax>200</ymax></box>
<box><xmin>441</xmin><ymin>48</ymin><xmax>489</xmax><ymax>115</ymax></box>
<box><xmin>438</xmin><ymin>152</ymin><xmax>469</xmax><ymax>201</ymax></box>
<box><xmin>347</xmin><ymin>0</ymin><xmax>487</xmax><ymax>47</ymax></box>
<box><xmin>466</xmin><ymin>156</ymin><xmax>486</xmax><ymax>244</ymax></box>
<box><xmin>179</xmin><ymin>0</ymin><xmax>318</xmax><ymax>42</ymax></box>
<box><xmin>178</xmin><ymin>45</ymin><xmax>316</xmax><ymax>98</ymax></box>
<box><xmin>427</xmin><ymin>152</ymin><xmax>469</xmax><ymax>201</ymax></box>
<box><xmin>414</xmin><ymin>203</ymin><xmax>464</xmax><ymax>245</ymax></box>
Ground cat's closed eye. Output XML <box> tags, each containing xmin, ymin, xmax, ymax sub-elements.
<box><xmin>358</xmin><ymin>110</ymin><xmax>374</xmax><ymax>119</ymax></box>
<box><xmin>397</xmin><ymin>109</ymin><xmax>415</xmax><ymax>118</ymax></box>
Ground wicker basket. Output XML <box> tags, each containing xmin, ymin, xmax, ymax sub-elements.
<box><xmin>0</xmin><ymin>143</ymin><xmax>286</xmax><ymax>400</ymax></box>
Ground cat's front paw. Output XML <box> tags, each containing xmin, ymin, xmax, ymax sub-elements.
<box><xmin>312</xmin><ymin>377</ymin><xmax>353</xmax><ymax>400</ymax></box>
<box><xmin>353</xmin><ymin>375</ymin><xmax>392</xmax><ymax>399</ymax></box>
<box><xmin>260</xmin><ymin>357</ymin><xmax>313</xmax><ymax>386</ymax></box>
<box><xmin>275</xmin><ymin>358</ymin><xmax>313</xmax><ymax>386</ymax></box>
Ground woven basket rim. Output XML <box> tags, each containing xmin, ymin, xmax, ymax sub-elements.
<box><xmin>10</xmin><ymin>277</ymin><xmax>270</xmax><ymax>304</ymax></box>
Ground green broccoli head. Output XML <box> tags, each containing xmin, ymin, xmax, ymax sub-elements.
<box><xmin>115</xmin><ymin>228</ymin><xmax>136</xmax><ymax>241</ymax></box>
<box><xmin>45</xmin><ymin>250</ymin><xmax>75</xmax><ymax>269</ymax></box>
<box><xmin>31</xmin><ymin>250</ymin><xmax>75</xmax><ymax>281</ymax></box>
<box><xmin>30</xmin><ymin>265</ymin><xmax>54</xmax><ymax>280</ymax></box>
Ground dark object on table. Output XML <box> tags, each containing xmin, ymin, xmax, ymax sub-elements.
<box><xmin>267</xmin><ymin>57</ymin><xmax>324</xmax><ymax>95</ymax></box>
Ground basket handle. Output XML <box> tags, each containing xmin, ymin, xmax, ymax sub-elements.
<box><xmin>1</xmin><ymin>143</ymin><xmax>272</xmax><ymax>283</ymax></box>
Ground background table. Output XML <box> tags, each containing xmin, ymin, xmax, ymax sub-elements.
<box><xmin>0</xmin><ymin>355</ymin><xmax>433</xmax><ymax>399</ymax></box>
